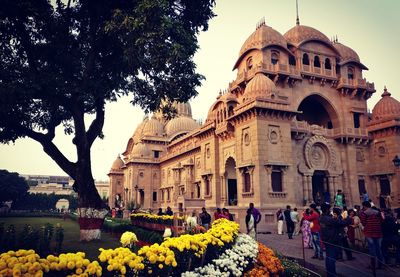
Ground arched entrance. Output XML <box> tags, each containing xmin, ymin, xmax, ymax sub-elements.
<box><xmin>226</xmin><ymin>157</ymin><xmax>237</xmax><ymax>206</ymax></box>
<box><xmin>312</xmin><ymin>170</ymin><xmax>329</xmax><ymax>205</ymax></box>
<box><xmin>297</xmin><ymin>94</ymin><xmax>339</xmax><ymax>129</ymax></box>
<box><xmin>139</xmin><ymin>189</ymin><xmax>144</xmax><ymax>207</ymax></box>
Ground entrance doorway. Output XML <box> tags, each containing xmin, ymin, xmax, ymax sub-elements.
<box><xmin>226</xmin><ymin>157</ymin><xmax>237</xmax><ymax>206</ymax></box>
<box><xmin>228</xmin><ymin>179</ymin><xmax>237</xmax><ymax>206</ymax></box>
<box><xmin>139</xmin><ymin>190</ymin><xmax>144</xmax><ymax>207</ymax></box>
<box><xmin>312</xmin><ymin>171</ymin><xmax>328</xmax><ymax>205</ymax></box>
<box><xmin>379</xmin><ymin>176</ymin><xmax>391</xmax><ymax>195</ymax></box>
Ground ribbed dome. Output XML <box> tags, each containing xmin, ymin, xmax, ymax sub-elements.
<box><xmin>173</xmin><ymin>101</ymin><xmax>192</xmax><ymax>117</ymax></box>
<box><xmin>110</xmin><ymin>155</ymin><xmax>124</xmax><ymax>171</ymax></box>
<box><xmin>222</xmin><ymin>92</ymin><xmax>238</xmax><ymax>102</ymax></box>
<box><xmin>240</xmin><ymin>24</ymin><xmax>289</xmax><ymax>56</ymax></box>
<box><xmin>131</xmin><ymin>142</ymin><xmax>151</xmax><ymax>158</ymax></box>
<box><xmin>333</xmin><ymin>42</ymin><xmax>367</xmax><ymax>69</ymax></box>
<box><xmin>284</xmin><ymin>25</ymin><xmax>331</xmax><ymax>47</ymax></box>
<box><xmin>165</xmin><ymin>116</ymin><xmax>199</xmax><ymax>138</ymax></box>
<box><xmin>372</xmin><ymin>87</ymin><xmax>400</xmax><ymax>121</ymax></box>
<box><xmin>333</xmin><ymin>42</ymin><xmax>360</xmax><ymax>63</ymax></box>
<box><xmin>132</xmin><ymin>117</ymin><xmax>147</xmax><ymax>142</ymax></box>
<box><xmin>243</xmin><ymin>72</ymin><xmax>276</xmax><ymax>101</ymax></box>
<box><xmin>234</xmin><ymin>23</ymin><xmax>291</xmax><ymax>69</ymax></box>
<box><xmin>142</xmin><ymin>117</ymin><xmax>164</xmax><ymax>137</ymax></box>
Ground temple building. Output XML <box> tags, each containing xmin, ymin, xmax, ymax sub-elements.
<box><xmin>108</xmin><ymin>19</ymin><xmax>400</xmax><ymax>230</ymax></box>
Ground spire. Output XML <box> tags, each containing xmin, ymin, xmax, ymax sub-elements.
<box><xmin>382</xmin><ymin>86</ymin><xmax>391</xmax><ymax>97</ymax></box>
<box><xmin>296</xmin><ymin>0</ymin><xmax>300</xmax><ymax>25</ymax></box>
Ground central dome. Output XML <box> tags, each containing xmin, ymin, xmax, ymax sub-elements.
<box><xmin>284</xmin><ymin>25</ymin><xmax>331</xmax><ymax>47</ymax></box>
<box><xmin>142</xmin><ymin>117</ymin><xmax>164</xmax><ymax>137</ymax></box>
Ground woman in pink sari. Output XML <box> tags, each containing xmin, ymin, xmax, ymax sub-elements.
<box><xmin>301</xmin><ymin>209</ymin><xmax>313</xmax><ymax>248</ymax></box>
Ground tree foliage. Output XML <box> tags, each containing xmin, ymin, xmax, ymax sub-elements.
<box><xmin>0</xmin><ymin>0</ymin><xmax>215</xmax><ymax>209</ymax></box>
<box><xmin>12</xmin><ymin>193</ymin><xmax>78</xmax><ymax>211</ymax></box>
<box><xmin>0</xmin><ymin>169</ymin><xmax>29</xmax><ymax>203</ymax></box>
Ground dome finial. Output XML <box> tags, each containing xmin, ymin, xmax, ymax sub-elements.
<box><xmin>296</xmin><ymin>0</ymin><xmax>300</xmax><ymax>25</ymax></box>
<box><xmin>382</xmin><ymin>86</ymin><xmax>391</xmax><ymax>97</ymax></box>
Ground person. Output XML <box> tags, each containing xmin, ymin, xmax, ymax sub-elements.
<box><xmin>214</xmin><ymin>208</ymin><xmax>222</xmax><ymax>220</ymax></box>
<box><xmin>111</xmin><ymin>208</ymin><xmax>116</xmax><ymax>218</ymax></box>
<box><xmin>165</xmin><ymin>206</ymin><xmax>173</xmax><ymax>216</ymax></box>
<box><xmin>246</xmin><ymin>208</ymin><xmax>256</xmax><ymax>239</ymax></box>
<box><xmin>249</xmin><ymin>203</ymin><xmax>261</xmax><ymax>234</ymax></box>
<box><xmin>301</xmin><ymin>209</ymin><xmax>313</xmax><ymax>249</ymax></box>
<box><xmin>379</xmin><ymin>193</ymin><xmax>386</xmax><ymax>209</ymax></box>
<box><xmin>347</xmin><ymin>209</ymin><xmax>364</xmax><ymax>249</ymax></box>
<box><xmin>381</xmin><ymin>209</ymin><xmax>400</xmax><ymax>265</ymax></box>
<box><xmin>199</xmin><ymin>207</ymin><xmax>211</xmax><ymax>230</ymax></box>
<box><xmin>334</xmin><ymin>208</ymin><xmax>353</xmax><ymax>261</ymax></box>
<box><xmin>291</xmin><ymin>208</ymin><xmax>300</xmax><ymax>236</ymax></box>
<box><xmin>361</xmin><ymin>192</ymin><xmax>369</xmax><ymax>203</ymax></box>
<box><xmin>284</xmin><ymin>205</ymin><xmax>294</xmax><ymax>239</ymax></box>
<box><xmin>220</xmin><ymin>208</ymin><xmax>230</xmax><ymax>220</ymax></box>
<box><xmin>276</xmin><ymin>209</ymin><xmax>284</xmax><ymax>235</ymax></box>
<box><xmin>360</xmin><ymin>201</ymin><xmax>384</xmax><ymax>269</ymax></box>
<box><xmin>303</xmin><ymin>204</ymin><xmax>323</xmax><ymax>260</ymax></box>
<box><xmin>320</xmin><ymin>203</ymin><xmax>352</xmax><ymax>277</ymax></box>
<box><xmin>334</xmin><ymin>190</ymin><xmax>344</xmax><ymax>208</ymax></box>
<box><xmin>226</xmin><ymin>209</ymin><xmax>234</xmax><ymax>221</ymax></box>
<box><xmin>315</xmin><ymin>191</ymin><xmax>323</xmax><ymax>206</ymax></box>
<box><xmin>384</xmin><ymin>194</ymin><xmax>392</xmax><ymax>209</ymax></box>
<box><xmin>186</xmin><ymin>210</ymin><xmax>198</xmax><ymax>230</ymax></box>
<box><xmin>324</xmin><ymin>191</ymin><xmax>331</xmax><ymax>205</ymax></box>
<box><xmin>157</xmin><ymin>208</ymin><xmax>164</xmax><ymax>216</ymax></box>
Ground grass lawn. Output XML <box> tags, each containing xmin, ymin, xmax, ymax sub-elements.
<box><xmin>0</xmin><ymin>217</ymin><xmax>120</xmax><ymax>260</ymax></box>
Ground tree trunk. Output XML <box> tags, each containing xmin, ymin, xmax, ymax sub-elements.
<box><xmin>75</xmin><ymin>171</ymin><xmax>108</xmax><ymax>241</ymax></box>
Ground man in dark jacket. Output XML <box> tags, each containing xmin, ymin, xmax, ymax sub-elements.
<box><xmin>284</xmin><ymin>205</ymin><xmax>294</xmax><ymax>239</ymax></box>
<box><xmin>320</xmin><ymin>203</ymin><xmax>351</xmax><ymax>277</ymax></box>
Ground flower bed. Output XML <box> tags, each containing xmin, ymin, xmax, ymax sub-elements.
<box><xmin>0</xmin><ymin>219</ymin><xmax>288</xmax><ymax>277</ymax></box>
<box><xmin>244</xmin><ymin>242</ymin><xmax>284</xmax><ymax>276</ymax></box>
<box><xmin>130</xmin><ymin>213</ymin><xmax>184</xmax><ymax>225</ymax></box>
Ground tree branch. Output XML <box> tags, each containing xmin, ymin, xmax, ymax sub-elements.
<box><xmin>86</xmin><ymin>99</ymin><xmax>105</xmax><ymax>147</ymax></box>
<box><xmin>15</xmin><ymin>125</ymin><xmax>76</xmax><ymax>178</ymax></box>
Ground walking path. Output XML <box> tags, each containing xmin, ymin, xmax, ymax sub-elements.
<box><xmin>258</xmin><ymin>233</ymin><xmax>400</xmax><ymax>277</ymax></box>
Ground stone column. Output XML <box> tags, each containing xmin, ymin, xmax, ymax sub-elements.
<box><xmin>220</xmin><ymin>175</ymin><xmax>226</xmax><ymax>201</ymax></box>
<box><xmin>306</xmin><ymin>175</ymin><xmax>312</xmax><ymax>203</ymax></box>
<box><xmin>328</xmin><ymin>176</ymin><xmax>334</xmax><ymax>204</ymax></box>
<box><xmin>302</xmin><ymin>175</ymin><xmax>308</xmax><ymax>204</ymax></box>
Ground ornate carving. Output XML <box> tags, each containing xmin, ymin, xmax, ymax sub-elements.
<box><xmin>356</xmin><ymin>148</ymin><xmax>365</xmax><ymax>162</ymax></box>
<box><xmin>303</xmin><ymin>135</ymin><xmax>338</xmax><ymax>173</ymax></box>
<box><xmin>268</xmin><ymin>125</ymin><xmax>281</xmax><ymax>144</ymax></box>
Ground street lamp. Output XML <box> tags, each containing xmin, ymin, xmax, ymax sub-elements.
<box><xmin>124</xmin><ymin>187</ymin><xmax>129</xmax><ymax>207</ymax></box>
<box><xmin>392</xmin><ymin>155</ymin><xmax>400</xmax><ymax>168</ymax></box>
<box><xmin>134</xmin><ymin>185</ymin><xmax>139</xmax><ymax>208</ymax></box>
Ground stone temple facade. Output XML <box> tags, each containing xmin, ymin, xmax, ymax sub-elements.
<box><xmin>108</xmin><ymin>20</ymin><xmax>400</xmax><ymax>230</ymax></box>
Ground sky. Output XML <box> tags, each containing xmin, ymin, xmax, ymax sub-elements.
<box><xmin>0</xmin><ymin>0</ymin><xmax>399</xmax><ymax>181</ymax></box>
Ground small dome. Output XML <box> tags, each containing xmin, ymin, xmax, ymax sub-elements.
<box><xmin>284</xmin><ymin>25</ymin><xmax>331</xmax><ymax>47</ymax></box>
<box><xmin>131</xmin><ymin>142</ymin><xmax>151</xmax><ymax>158</ymax></box>
<box><xmin>142</xmin><ymin>117</ymin><xmax>164</xmax><ymax>137</ymax></box>
<box><xmin>242</xmin><ymin>72</ymin><xmax>276</xmax><ymax>101</ymax></box>
<box><xmin>165</xmin><ymin>116</ymin><xmax>200</xmax><ymax>138</ymax></box>
<box><xmin>372</xmin><ymin>87</ymin><xmax>400</xmax><ymax>121</ymax></box>
<box><xmin>110</xmin><ymin>155</ymin><xmax>124</xmax><ymax>171</ymax></box>
<box><xmin>333</xmin><ymin>42</ymin><xmax>368</xmax><ymax>69</ymax></box>
<box><xmin>234</xmin><ymin>23</ymin><xmax>291</xmax><ymax>69</ymax></box>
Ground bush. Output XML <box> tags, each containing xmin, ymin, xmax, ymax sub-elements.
<box><xmin>0</xmin><ymin>222</ymin><xmax>64</xmax><ymax>255</ymax></box>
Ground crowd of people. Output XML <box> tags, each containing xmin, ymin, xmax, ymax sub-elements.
<box><xmin>276</xmin><ymin>190</ymin><xmax>400</xmax><ymax>277</ymax></box>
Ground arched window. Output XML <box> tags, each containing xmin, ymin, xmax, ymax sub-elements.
<box><xmin>325</xmin><ymin>58</ymin><xmax>331</xmax><ymax>70</ymax></box>
<box><xmin>228</xmin><ymin>106</ymin><xmax>234</xmax><ymax>117</ymax></box>
<box><xmin>271</xmin><ymin>51</ymin><xmax>279</xmax><ymax>65</ymax></box>
<box><xmin>348</xmin><ymin>67</ymin><xmax>354</xmax><ymax>80</ymax></box>
<box><xmin>314</xmin><ymin>56</ymin><xmax>321</xmax><ymax>68</ymax></box>
<box><xmin>246</xmin><ymin>57</ymin><xmax>253</xmax><ymax>70</ymax></box>
<box><xmin>289</xmin><ymin>55</ymin><xmax>296</xmax><ymax>66</ymax></box>
<box><xmin>302</xmin><ymin>53</ymin><xmax>309</xmax><ymax>65</ymax></box>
